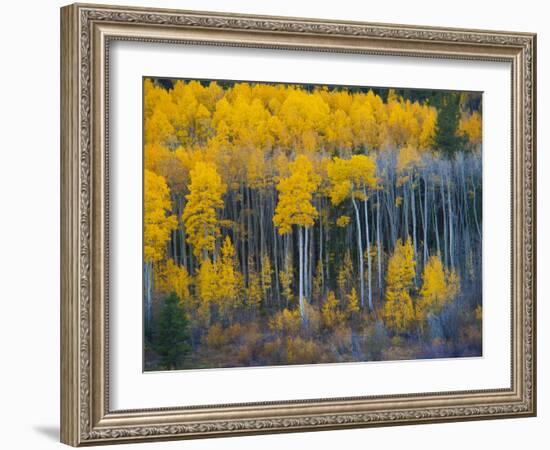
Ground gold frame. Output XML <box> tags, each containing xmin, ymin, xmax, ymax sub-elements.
<box><xmin>60</xmin><ymin>3</ymin><xmax>537</xmax><ymax>446</ymax></box>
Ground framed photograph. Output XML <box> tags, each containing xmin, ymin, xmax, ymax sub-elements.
<box><xmin>60</xmin><ymin>3</ymin><xmax>536</xmax><ymax>446</ymax></box>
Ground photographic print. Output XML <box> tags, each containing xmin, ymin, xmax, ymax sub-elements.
<box><xmin>143</xmin><ymin>78</ymin><xmax>483</xmax><ymax>371</ymax></box>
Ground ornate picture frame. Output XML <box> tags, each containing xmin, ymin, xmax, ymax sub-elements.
<box><xmin>60</xmin><ymin>3</ymin><xmax>536</xmax><ymax>446</ymax></box>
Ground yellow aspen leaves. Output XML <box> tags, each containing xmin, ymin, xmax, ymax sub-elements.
<box><xmin>475</xmin><ymin>305</ymin><xmax>482</xmax><ymax>321</ymax></box>
<box><xmin>144</xmin><ymin>80</ymin><xmax>178</xmax><ymax>147</ymax></box>
<box><xmin>217</xmin><ymin>237</ymin><xmax>243</xmax><ymax>319</ymax></box>
<box><xmin>337</xmin><ymin>250</ymin><xmax>354</xmax><ymax>298</ymax></box>
<box><xmin>182</xmin><ymin>161</ymin><xmax>226</xmax><ymax>258</ymax></box>
<box><xmin>144</xmin><ymin>143</ymin><xmax>170</xmax><ymax>174</ymax></box>
<box><xmin>195</xmin><ymin>258</ymin><xmax>218</xmax><ymax>326</ymax></box>
<box><xmin>246</xmin><ymin>256</ymin><xmax>263</xmax><ymax>310</ymax></box>
<box><xmin>276</xmin><ymin>89</ymin><xmax>329</xmax><ymax>152</ymax></box>
<box><xmin>327</xmin><ymin>155</ymin><xmax>378</xmax><ymax>205</ymax></box>
<box><xmin>273</xmin><ymin>155</ymin><xmax>320</xmax><ymax>234</ymax></box>
<box><xmin>459</xmin><ymin>111</ymin><xmax>482</xmax><ymax>145</ymax></box>
<box><xmin>325</xmin><ymin>109</ymin><xmax>353</xmax><ymax>153</ymax></box>
<box><xmin>195</xmin><ymin>237</ymin><xmax>244</xmax><ymax>324</ymax></box>
<box><xmin>154</xmin><ymin>259</ymin><xmax>192</xmax><ymax>309</ymax></box>
<box><xmin>416</xmin><ymin>255</ymin><xmax>447</xmax><ymax>321</ymax></box>
<box><xmin>260</xmin><ymin>254</ymin><xmax>273</xmax><ymax>297</ymax></box>
<box><xmin>144</xmin><ymin>110</ymin><xmax>175</xmax><ymax>147</ymax></box>
<box><xmin>446</xmin><ymin>268</ymin><xmax>461</xmax><ymax>300</ymax></box>
<box><xmin>383</xmin><ymin>237</ymin><xmax>416</xmax><ymax>333</ymax></box>
<box><xmin>269</xmin><ymin>308</ymin><xmax>301</xmax><ymax>335</ymax></box>
<box><xmin>416</xmin><ymin>255</ymin><xmax>462</xmax><ymax>324</ymax></box>
<box><xmin>346</xmin><ymin>288</ymin><xmax>360</xmax><ymax>318</ymax></box>
<box><xmin>385</xmin><ymin>96</ymin><xmax>437</xmax><ymax>149</ymax></box>
<box><xmin>321</xmin><ymin>291</ymin><xmax>344</xmax><ymax>330</ymax></box>
<box><xmin>419</xmin><ymin>106</ymin><xmax>437</xmax><ymax>149</ymax></box>
<box><xmin>349</xmin><ymin>90</ymin><xmax>387</xmax><ymax>150</ymax></box>
<box><xmin>144</xmin><ymin>170</ymin><xmax>177</xmax><ymax>263</ymax></box>
<box><xmin>397</xmin><ymin>144</ymin><xmax>422</xmax><ymax>175</ymax></box>
<box><xmin>336</xmin><ymin>215</ymin><xmax>351</xmax><ymax>227</ymax></box>
<box><xmin>279</xmin><ymin>269</ymin><xmax>294</xmax><ymax>304</ymax></box>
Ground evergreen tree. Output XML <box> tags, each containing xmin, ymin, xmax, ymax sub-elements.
<box><xmin>435</xmin><ymin>93</ymin><xmax>466</xmax><ymax>158</ymax></box>
<box><xmin>154</xmin><ymin>292</ymin><xmax>191</xmax><ymax>369</ymax></box>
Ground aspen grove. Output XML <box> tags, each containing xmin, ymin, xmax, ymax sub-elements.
<box><xmin>143</xmin><ymin>78</ymin><xmax>483</xmax><ymax>370</ymax></box>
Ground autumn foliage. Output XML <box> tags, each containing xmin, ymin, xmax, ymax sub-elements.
<box><xmin>143</xmin><ymin>78</ymin><xmax>483</xmax><ymax>370</ymax></box>
<box><xmin>383</xmin><ymin>237</ymin><xmax>416</xmax><ymax>333</ymax></box>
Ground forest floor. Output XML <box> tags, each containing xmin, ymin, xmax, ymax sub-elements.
<box><xmin>144</xmin><ymin>310</ymin><xmax>482</xmax><ymax>371</ymax></box>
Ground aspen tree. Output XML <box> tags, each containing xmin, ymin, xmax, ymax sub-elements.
<box><xmin>182</xmin><ymin>161</ymin><xmax>226</xmax><ymax>260</ymax></box>
<box><xmin>217</xmin><ymin>236</ymin><xmax>243</xmax><ymax>321</ymax></box>
<box><xmin>416</xmin><ymin>255</ymin><xmax>462</xmax><ymax>327</ymax></box>
<box><xmin>383</xmin><ymin>237</ymin><xmax>416</xmax><ymax>333</ymax></box>
<box><xmin>328</xmin><ymin>155</ymin><xmax>378</xmax><ymax>310</ymax></box>
<box><xmin>154</xmin><ymin>259</ymin><xmax>192</xmax><ymax>310</ymax></box>
<box><xmin>144</xmin><ymin>170</ymin><xmax>177</xmax><ymax>333</ymax></box>
<box><xmin>273</xmin><ymin>155</ymin><xmax>319</xmax><ymax>324</ymax></box>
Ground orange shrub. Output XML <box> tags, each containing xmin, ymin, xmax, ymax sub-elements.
<box><xmin>285</xmin><ymin>336</ymin><xmax>321</xmax><ymax>365</ymax></box>
<box><xmin>269</xmin><ymin>308</ymin><xmax>301</xmax><ymax>336</ymax></box>
<box><xmin>242</xmin><ymin>322</ymin><xmax>261</xmax><ymax>346</ymax></box>
<box><xmin>236</xmin><ymin>343</ymin><xmax>255</xmax><ymax>365</ymax></box>
<box><xmin>331</xmin><ymin>326</ymin><xmax>352</xmax><ymax>355</ymax></box>
<box><xmin>260</xmin><ymin>337</ymin><xmax>283</xmax><ymax>363</ymax></box>
<box><xmin>205</xmin><ymin>323</ymin><xmax>227</xmax><ymax>349</ymax></box>
<box><xmin>226</xmin><ymin>322</ymin><xmax>244</xmax><ymax>342</ymax></box>
<box><xmin>303</xmin><ymin>302</ymin><xmax>321</xmax><ymax>335</ymax></box>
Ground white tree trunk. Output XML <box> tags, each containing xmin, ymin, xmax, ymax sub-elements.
<box><xmin>440</xmin><ymin>175</ymin><xmax>448</xmax><ymax>267</ymax></box>
<box><xmin>434</xmin><ymin>207</ymin><xmax>441</xmax><ymax>257</ymax></box>
<box><xmin>272</xmin><ymin>208</ymin><xmax>281</xmax><ymax>305</ymax></box>
<box><xmin>471</xmin><ymin>177</ymin><xmax>482</xmax><ymax>241</ymax></box>
<box><xmin>304</xmin><ymin>226</ymin><xmax>309</xmax><ymax>299</ymax></box>
<box><xmin>319</xmin><ymin>202</ymin><xmax>324</xmax><ymax>294</ymax></box>
<box><xmin>298</xmin><ymin>226</ymin><xmax>305</xmax><ymax>322</ymax></box>
<box><xmin>423</xmin><ymin>175</ymin><xmax>429</xmax><ymax>267</ymax></box>
<box><xmin>144</xmin><ymin>262</ymin><xmax>153</xmax><ymax>334</ymax></box>
<box><xmin>447</xmin><ymin>175</ymin><xmax>454</xmax><ymax>268</ymax></box>
<box><xmin>351</xmin><ymin>196</ymin><xmax>365</xmax><ymax>308</ymax></box>
<box><xmin>376</xmin><ymin>190</ymin><xmax>382</xmax><ymax>294</ymax></box>
<box><xmin>363</xmin><ymin>189</ymin><xmax>373</xmax><ymax>311</ymax></box>
<box><xmin>410</xmin><ymin>177</ymin><xmax>417</xmax><ymax>285</ymax></box>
